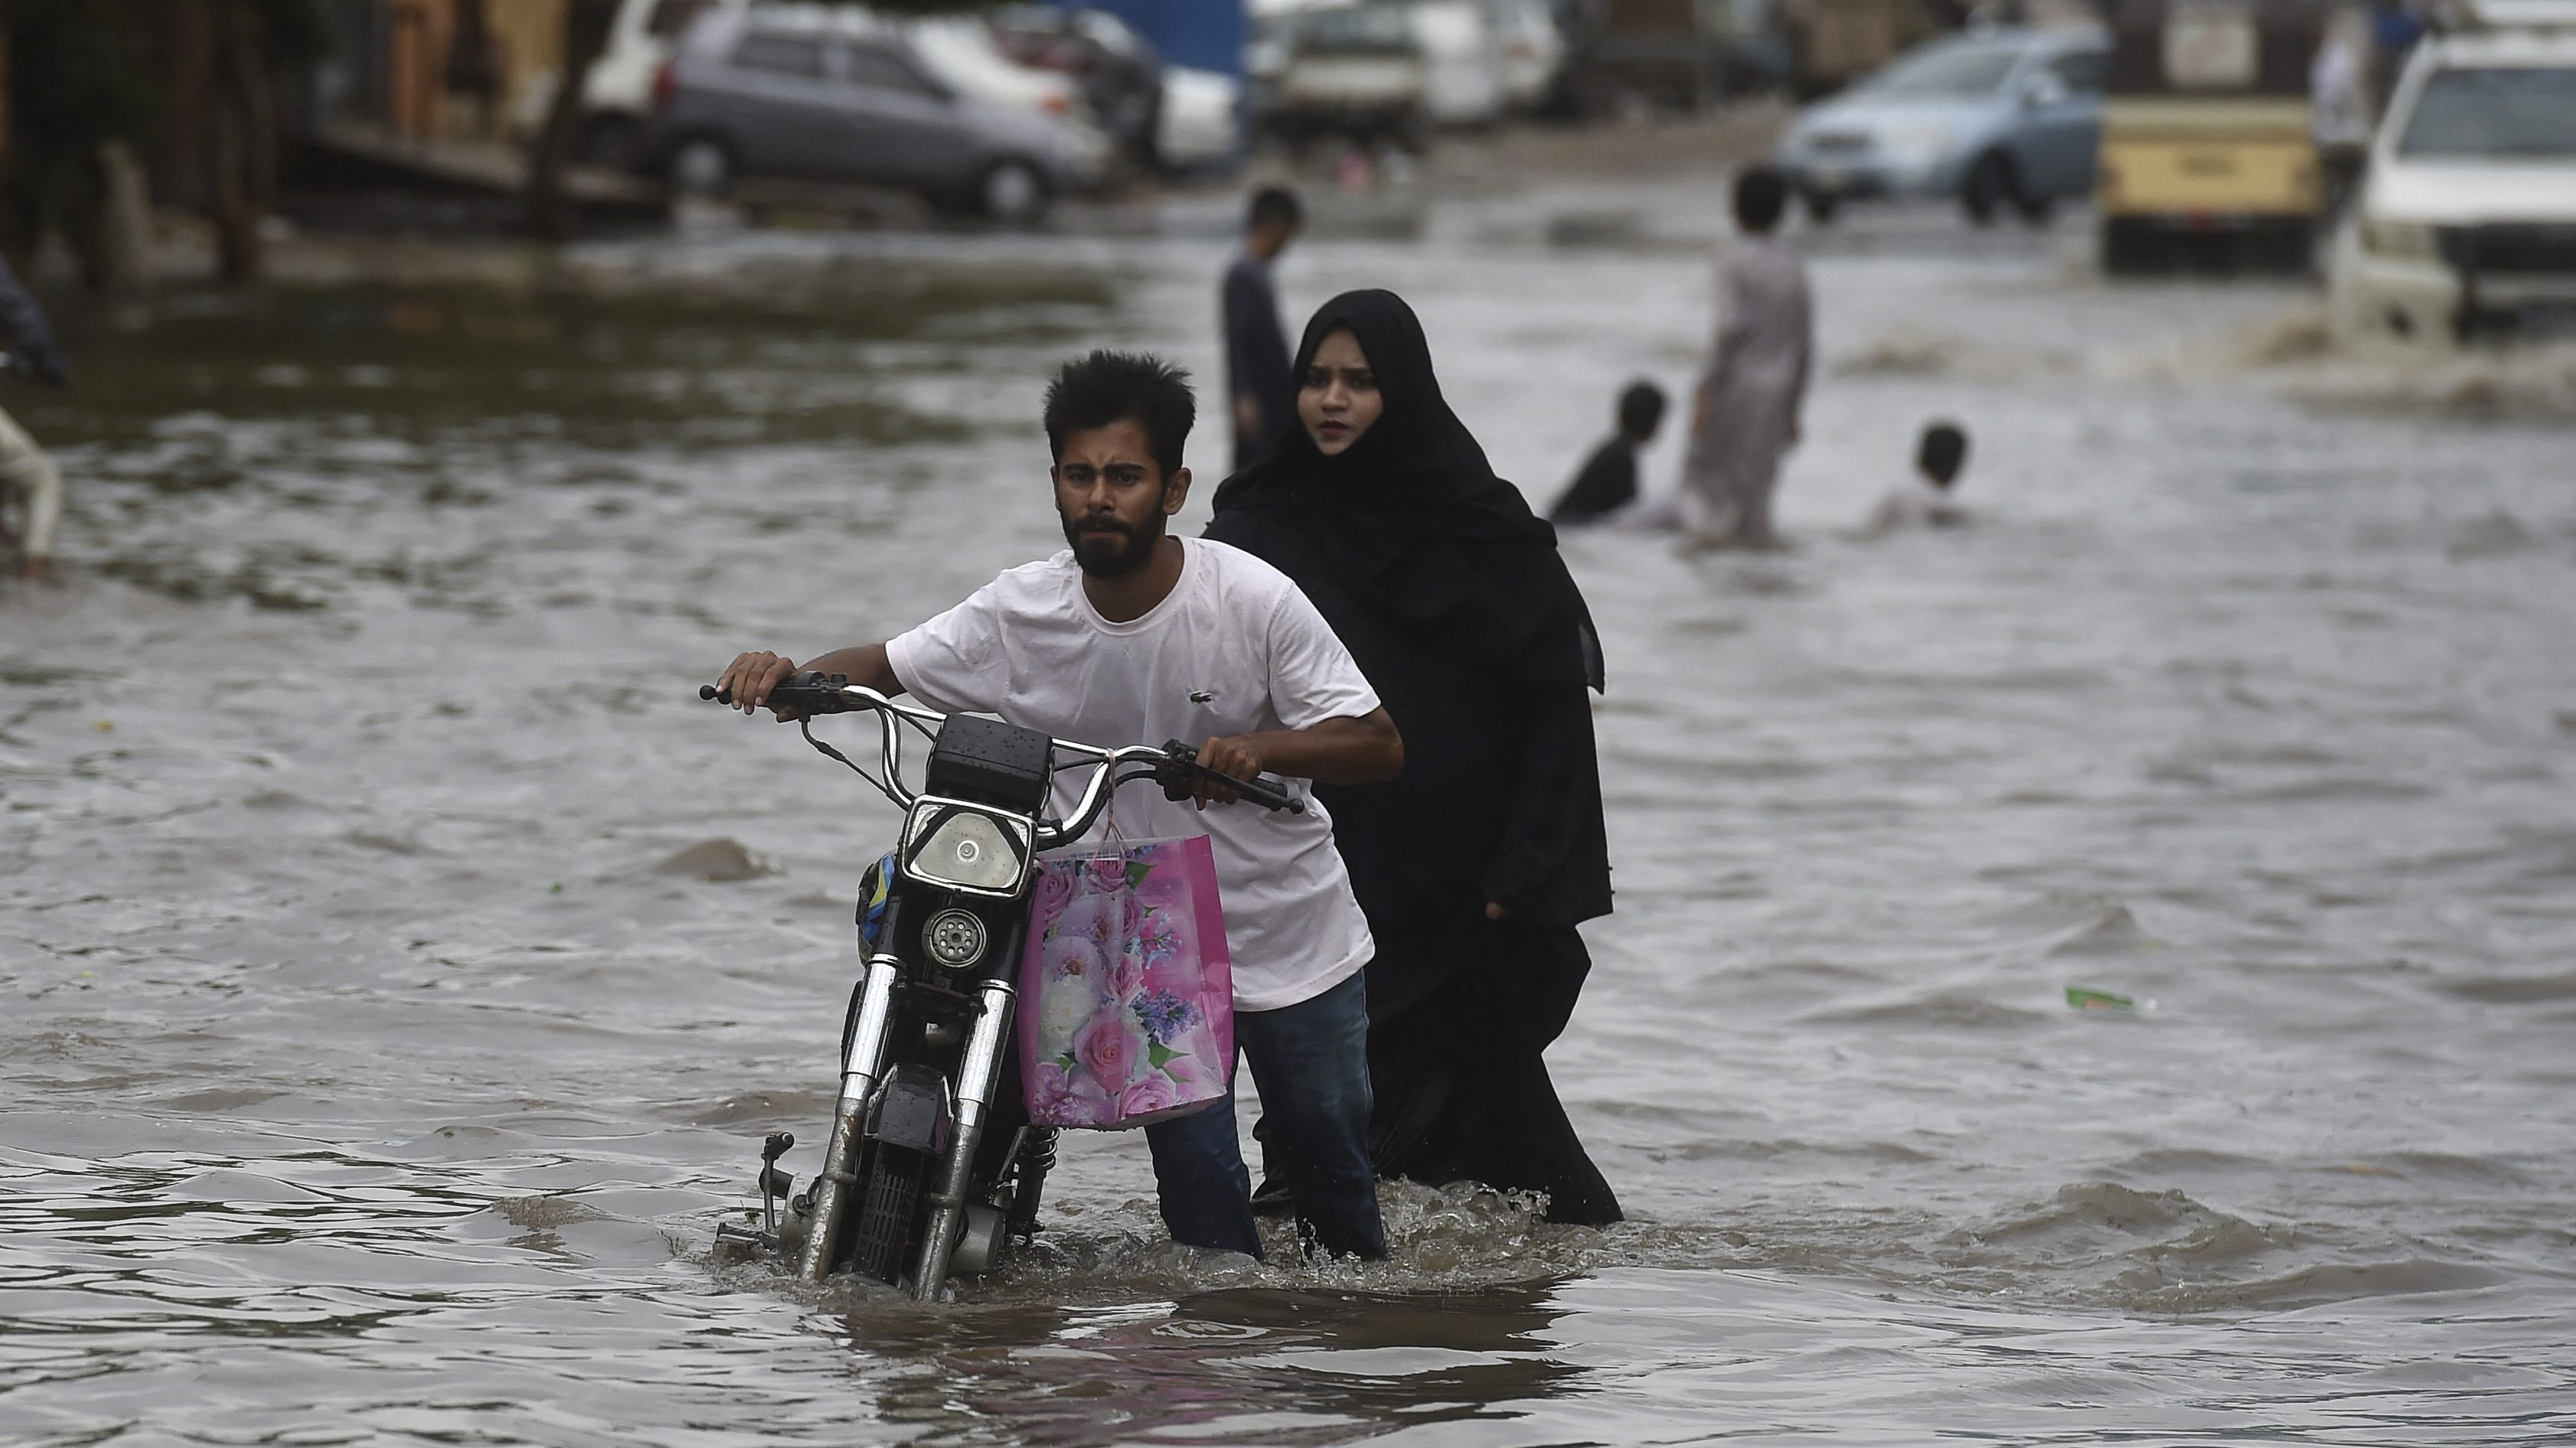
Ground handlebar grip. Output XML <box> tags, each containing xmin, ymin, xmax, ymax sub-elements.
<box><xmin>700</xmin><ymin>672</ymin><xmax>858</xmax><ymax>712</ymax></box>
<box><xmin>1229</xmin><ymin>773</ymin><xmax>1303</xmax><ymax>814</ymax></box>
<box><xmin>1161</xmin><ymin>740</ymin><xmax>1305</xmax><ymax>814</ymax></box>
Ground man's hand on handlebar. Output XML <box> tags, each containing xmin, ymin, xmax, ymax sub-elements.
<box><xmin>1189</xmin><ymin>734</ymin><xmax>1267</xmax><ymax>810</ymax></box>
<box><xmin>715</xmin><ymin>651</ymin><xmax>805</xmax><ymax>719</ymax></box>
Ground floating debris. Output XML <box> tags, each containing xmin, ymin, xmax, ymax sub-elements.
<box><xmin>653</xmin><ymin>837</ymin><xmax>776</xmax><ymax>882</ymax></box>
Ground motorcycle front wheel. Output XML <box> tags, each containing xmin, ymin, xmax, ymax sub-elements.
<box><xmin>848</xmin><ymin>1143</ymin><xmax>927</xmax><ymax>1287</ymax></box>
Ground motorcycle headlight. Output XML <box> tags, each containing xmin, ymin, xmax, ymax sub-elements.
<box><xmin>2359</xmin><ymin>219</ymin><xmax>2437</xmax><ymax>260</ymax></box>
<box><xmin>900</xmin><ymin>801</ymin><xmax>1032</xmax><ymax>895</ymax></box>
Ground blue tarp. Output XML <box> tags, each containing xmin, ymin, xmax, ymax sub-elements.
<box><xmin>1047</xmin><ymin>0</ymin><xmax>1248</xmax><ymax>77</ymax></box>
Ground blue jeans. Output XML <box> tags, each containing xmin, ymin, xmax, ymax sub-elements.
<box><xmin>1143</xmin><ymin>970</ymin><xmax>1386</xmax><ymax>1261</ymax></box>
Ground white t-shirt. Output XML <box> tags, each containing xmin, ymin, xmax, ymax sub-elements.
<box><xmin>1868</xmin><ymin>476</ymin><xmax>1964</xmax><ymax>531</ymax></box>
<box><xmin>885</xmin><ymin>538</ymin><xmax>1380</xmax><ymax>1012</ymax></box>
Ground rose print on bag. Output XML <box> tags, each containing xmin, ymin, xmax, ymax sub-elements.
<box><xmin>1017</xmin><ymin>834</ymin><xmax>1233</xmax><ymax>1130</ymax></box>
<box><xmin>1030</xmin><ymin>863</ymin><xmax>1076</xmax><ymax>930</ymax></box>
<box><xmin>1040</xmin><ymin>931</ymin><xmax>1104</xmax><ymax>986</ymax></box>
<box><xmin>1029</xmin><ymin>1062</ymin><xmax>1082</xmax><ymax>1118</ymax></box>
<box><xmin>1037</xmin><ymin>970</ymin><xmax>1099</xmax><ymax>1046</ymax></box>
<box><xmin>1121</xmin><ymin>1072</ymin><xmax>1180</xmax><ymax>1117</ymax></box>
<box><xmin>1074</xmin><ymin>1013</ymin><xmax>1141</xmax><ymax>1091</ymax></box>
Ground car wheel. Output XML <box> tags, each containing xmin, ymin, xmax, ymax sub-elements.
<box><xmin>2013</xmin><ymin>191</ymin><xmax>2055</xmax><ymax>227</ymax></box>
<box><xmin>1961</xmin><ymin>152</ymin><xmax>2016</xmax><ymax>227</ymax></box>
<box><xmin>1802</xmin><ymin>190</ymin><xmax>1840</xmax><ymax>225</ymax></box>
<box><xmin>667</xmin><ymin>136</ymin><xmax>733</xmax><ymax>197</ymax></box>
<box><xmin>977</xmin><ymin>159</ymin><xmax>1050</xmax><ymax>226</ymax></box>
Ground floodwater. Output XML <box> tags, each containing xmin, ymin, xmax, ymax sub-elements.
<box><xmin>6</xmin><ymin>182</ymin><xmax>2576</xmax><ymax>1445</ymax></box>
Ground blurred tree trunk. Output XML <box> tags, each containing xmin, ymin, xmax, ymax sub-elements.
<box><xmin>206</xmin><ymin>0</ymin><xmax>279</xmax><ymax>283</ymax></box>
<box><xmin>77</xmin><ymin>139</ymin><xmax>155</xmax><ymax>295</ymax></box>
<box><xmin>203</xmin><ymin>0</ymin><xmax>295</xmax><ymax>285</ymax></box>
<box><xmin>8</xmin><ymin>0</ymin><xmax>320</xmax><ymax>289</ymax></box>
<box><xmin>525</xmin><ymin>0</ymin><xmax>617</xmax><ymax>242</ymax></box>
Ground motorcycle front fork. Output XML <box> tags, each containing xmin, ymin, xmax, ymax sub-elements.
<box><xmin>797</xmin><ymin>953</ymin><xmax>901</xmax><ymax>1282</ymax></box>
<box><xmin>799</xmin><ymin>962</ymin><xmax>1020</xmax><ymax>1297</ymax></box>
<box><xmin>909</xmin><ymin>977</ymin><xmax>1017</xmax><ymax>1300</ymax></box>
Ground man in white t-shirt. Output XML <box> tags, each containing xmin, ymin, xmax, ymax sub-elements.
<box><xmin>715</xmin><ymin>351</ymin><xmax>1404</xmax><ymax>1261</ymax></box>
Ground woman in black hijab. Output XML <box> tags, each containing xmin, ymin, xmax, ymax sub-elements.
<box><xmin>1205</xmin><ymin>289</ymin><xmax>1621</xmax><ymax>1225</ymax></box>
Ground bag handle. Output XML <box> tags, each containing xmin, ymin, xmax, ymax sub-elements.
<box><xmin>1047</xmin><ymin>788</ymin><xmax>1129</xmax><ymax>908</ymax></box>
<box><xmin>1097</xmin><ymin>778</ymin><xmax>1131</xmax><ymax>855</ymax></box>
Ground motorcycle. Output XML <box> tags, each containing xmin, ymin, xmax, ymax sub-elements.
<box><xmin>700</xmin><ymin>671</ymin><xmax>1300</xmax><ymax>1299</ymax></box>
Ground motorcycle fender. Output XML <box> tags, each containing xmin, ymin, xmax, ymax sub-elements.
<box><xmin>867</xmin><ymin>1063</ymin><xmax>953</xmax><ymax>1156</ymax></box>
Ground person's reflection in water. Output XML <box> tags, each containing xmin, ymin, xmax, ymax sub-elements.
<box><xmin>840</xmin><ymin>1283</ymin><xmax>1581</xmax><ymax>1446</ymax></box>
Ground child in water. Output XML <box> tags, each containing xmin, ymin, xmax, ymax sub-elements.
<box><xmin>1868</xmin><ymin>421</ymin><xmax>1969</xmax><ymax>531</ymax></box>
<box><xmin>1549</xmin><ymin>380</ymin><xmax>1667</xmax><ymax>526</ymax></box>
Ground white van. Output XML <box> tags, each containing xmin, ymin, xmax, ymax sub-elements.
<box><xmin>2328</xmin><ymin>14</ymin><xmax>2576</xmax><ymax>344</ymax></box>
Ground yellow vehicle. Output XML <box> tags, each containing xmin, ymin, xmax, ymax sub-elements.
<box><xmin>2096</xmin><ymin>0</ymin><xmax>2329</xmax><ymax>271</ymax></box>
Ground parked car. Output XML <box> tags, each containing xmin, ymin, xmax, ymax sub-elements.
<box><xmin>645</xmin><ymin>6</ymin><xmax>1110</xmax><ymax>223</ymax></box>
<box><xmin>1268</xmin><ymin>4</ymin><xmax>1432</xmax><ymax>151</ymax></box>
<box><xmin>989</xmin><ymin>6</ymin><xmax>1165</xmax><ymax>165</ymax></box>
<box><xmin>1157</xmin><ymin>66</ymin><xmax>1247</xmax><ymax>171</ymax></box>
<box><xmin>2329</xmin><ymin>22</ymin><xmax>2576</xmax><ymax>344</ymax></box>
<box><xmin>1491</xmin><ymin>0</ymin><xmax>1570</xmax><ymax>111</ymax></box>
<box><xmin>1410</xmin><ymin>0</ymin><xmax>1510</xmax><ymax>126</ymax></box>
<box><xmin>1560</xmin><ymin>0</ymin><xmax>1788</xmax><ymax>113</ymax></box>
<box><xmin>1774</xmin><ymin>26</ymin><xmax>2110</xmax><ymax>223</ymax></box>
<box><xmin>510</xmin><ymin>0</ymin><xmax>739</xmax><ymax>168</ymax></box>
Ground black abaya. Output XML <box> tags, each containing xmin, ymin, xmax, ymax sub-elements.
<box><xmin>1205</xmin><ymin>289</ymin><xmax>1621</xmax><ymax>1225</ymax></box>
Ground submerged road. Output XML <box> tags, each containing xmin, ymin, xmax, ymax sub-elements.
<box><xmin>5</xmin><ymin>183</ymin><xmax>2575</xmax><ymax>1444</ymax></box>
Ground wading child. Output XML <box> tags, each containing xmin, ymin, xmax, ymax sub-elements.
<box><xmin>1549</xmin><ymin>380</ymin><xmax>1667</xmax><ymax>527</ymax></box>
<box><xmin>1867</xmin><ymin>421</ymin><xmax>1970</xmax><ymax>531</ymax></box>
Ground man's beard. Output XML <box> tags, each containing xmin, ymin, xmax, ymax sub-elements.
<box><xmin>1062</xmin><ymin>510</ymin><xmax>1166</xmax><ymax>579</ymax></box>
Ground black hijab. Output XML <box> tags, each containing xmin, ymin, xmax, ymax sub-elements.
<box><xmin>1208</xmin><ymin>289</ymin><xmax>1603</xmax><ymax>691</ymax></box>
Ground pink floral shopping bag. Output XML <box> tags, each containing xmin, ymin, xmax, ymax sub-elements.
<box><xmin>1017</xmin><ymin>835</ymin><xmax>1233</xmax><ymax>1130</ymax></box>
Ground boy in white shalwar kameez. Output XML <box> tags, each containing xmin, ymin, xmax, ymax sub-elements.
<box><xmin>1677</xmin><ymin>168</ymin><xmax>1813</xmax><ymax>547</ymax></box>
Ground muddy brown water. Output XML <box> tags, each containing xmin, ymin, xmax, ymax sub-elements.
<box><xmin>5</xmin><ymin>193</ymin><xmax>2575</xmax><ymax>1445</ymax></box>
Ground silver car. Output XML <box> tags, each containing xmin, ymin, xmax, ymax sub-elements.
<box><xmin>1774</xmin><ymin>28</ymin><xmax>2109</xmax><ymax>226</ymax></box>
<box><xmin>646</xmin><ymin>7</ymin><xmax>1109</xmax><ymax>223</ymax></box>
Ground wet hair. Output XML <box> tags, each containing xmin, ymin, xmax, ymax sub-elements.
<box><xmin>1246</xmin><ymin>186</ymin><xmax>1303</xmax><ymax>234</ymax></box>
<box><xmin>1617</xmin><ymin>380</ymin><xmax>1667</xmax><ymax>440</ymax></box>
<box><xmin>1918</xmin><ymin>420</ymin><xmax>1969</xmax><ymax>487</ymax></box>
<box><xmin>1043</xmin><ymin>351</ymin><xmax>1196</xmax><ymax>481</ymax></box>
<box><xmin>1733</xmin><ymin>165</ymin><xmax>1789</xmax><ymax>234</ymax></box>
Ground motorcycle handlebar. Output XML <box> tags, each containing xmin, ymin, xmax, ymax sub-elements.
<box><xmin>697</xmin><ymin>676</ymin><xmax>1304</xmax><ymax>820</ymax></box>
<box><xmin>700</xmin><ymin>680</ymin><xmax>860</xmax><ymax>714</ymax></box>
<box><xmin>1157</xmin><ymin>739</ymin><xmax>1302</xmax><ymax>814</ymax></box>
